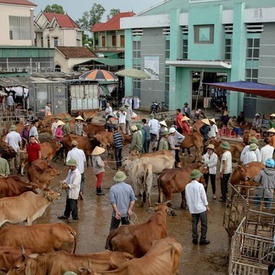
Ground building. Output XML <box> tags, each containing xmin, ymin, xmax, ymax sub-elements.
<box><xmin>121</xmin><ymin>0</ymin><xmax>275</xmax><ymax>117</ymax></box>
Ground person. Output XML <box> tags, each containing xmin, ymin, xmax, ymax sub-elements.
<box><xmin>252</xmin><ymin>113</ymin><xmax>262</xmax><ymax>132</ymax></box>
<box><xmin>148</xmin><ymin>114</ymin><xmax>160</xmax><ymax>151</ymax></box>
<box><xmin>185</xmin><ymin>169</ymin><xmax>210</xmax><ymax>245</ymax></box>
<box><xmin>74</xmin><ymin>116</ymin><xmax>84</xmax><ymax>136</ymax></box>
<box><xmin>54</xmin><ymin>120</ymin><xmax>65</xmax><ymax>161</ymax></box>
<box><xmin>194</xmin><ymin>109</ymin><xmax>205</xmax><ymax>120</ymax></box>
<box><xmin>142</xmin><ymin>119</ymin><xmax>150</xmax><ymax>153</ymax></box>
<box><xmin>113</xmin><ymin>125</ymin><xmax>123</xmax><ymax>170</ymax></box>
<box><xmin>237</xmin><ymin>111</ymin><xmax>245</xmax><ymax>125</ymax></box>
<box><xmin>14</xmin><ymin>104</ymin><xmax>21</xmax><ymax>122</ymax></box>
<box><xmin>254</xmin><ymin>158</ymin><xmax>275</xmax><ymax>210</ymax></box>
<box><xmin>217</xmin><ymin>101</ymin><xmax>228</xmax><ymax>124</ymax></box>
<box><xmin>242</xmin><ymin>143</ymin><xmax>258</xmax><ymax>165</ymax></box>
<box><xmin>45</xmin><ymin>102</ymin><xmax>52</xmax><ymax>117</ymax></box>
<box><xmin>104</xmin><ymin>102</ymin><xmax>113</xmax><ymax>120</ymax></box>
<box><xmin>168</xmin><ymin>127</ymin><xmax>181</xmax><ymax>167</ymax></box>
<box><xmin>158</xmin><ymin>130</ymin><xmax>169</xmax><ymax>150</ymax></box>
<box><xmin>260</xmin><ymin>138</ymin><xmax>274</xmax><ymax>164</ymax></box>
<box><xmin>240</xmin><ymin>137</ymin><xmax>261</xmax><ymax>163</ymax></box>
<box><xmin>104</xmin><ymin>115</ymin><xmax>113</xmax><ymax>132</ymax></box>
<box><xmin>175</xmin><ymin>109</ymin><xmax>184</xmax><ymax>134</ymax></box>
<box><xmin>7</xmin><ymin>93</ymin><xmax>15</xmax><ymax>111</ymax></box>
<box><xmin>136</xmin><ymin>123</ymin><xmax>145</xmax><ymax>152</ymax></box>
<box><xmin>58</xmin><ymin>159</ymin><xmax>81</xmax><ymax>223</ymax></box>
<box><xmin>200</xmin><ymin>119</ymin><xmax>211</xmax><ymax>142</ymax></box>
<box><xmin>125</xmin><ymin>102</ymin><xmax>133</xmax><ymax>135</ymax></box>
<box><xmin>173</xmin><ymin>127</ymin><xmax>185</xmax><ymax>159</ymax></box>
<box><xmin>29</xmin><ymin>119</ymin><xmax>39</xmax><ymax>142</ymax></box>
<box><xmin>219</xmin><ymin>142</ymin><xmax>232</xmax><ymax>202</ymax></box>
<box><xmin>268</xmin><ymin>113</ymin><xmax>275</xmax><ymax>129</ymax></box>
<box><xmin>182</xmin><ymin>102</ymin><xmax>191</xmax><ymax>118</ymax></box>
<box><xmin>109</xmin><ymin>171</ymin><xmax>136</xmax><ymax>231</ymax></box>
<box><xmin>181</xmin><ymin>116</ymin><xmax>190</xmax><ymax>135</ymax></box>
<box><xmin>202</xmin><ymin>144</ymin><xmax>218</xmax><ymax>199</ymax></box>
<box><xmin>227</xmin><ymin>116</ymin><xmax>242</xmax><ymax>138</ymax></box>
<box><xmin>26</xmin><ymin>135</ymin><xmax>41</xmax><ymax>164</ymax></box>
<box><xmin>62</xmin><ymin>117</ymin><xmax>71</xmax><ymax>136</ymax></box>
<box><xmin>129</xmin><ymin>125</ymin><xmax>142</xmax><ymax>153</ymax></box>
<box><xmin>0</xmin><ymin>147</ymin><xmax>10</xmax><ymax>176</ymax></box>
<box><xmin>117</xmin><ymin>107</ymin><xmax>126</xmax><ymax>134</ymax></box>
<box><xmin>5</xmin><ymin>125</ymin><xmax>22</xmax><ymax>172</ymax></box>
<box><xmin>66</xmin><ymin>140</ymin><xmax>86</xmax><ymax>200</ymax></box>
<box><xmin>268</xmin><ymin>128</ymin><xmax>275</xmax><ymax>149</ymax></box>
<box><xmin>92</xmin><ymin>146</ymin><xmax>106</xmax><ymax>196</ymax></box>
<box><xmin>27</xmin><ymin>108</ymin><xmax>35</xmax><ymax>122</ymax></box>
<box><xmin>51</xmin><ymin>116</ymin><xmax>60</xmax><ymax>138</ymax></box>
<box><xmin>21</xmin><ymin>122</ymin><xmax>30</xmax><ymax>148</ymax></box>
<box><xmin>208</xmin><ymin>118</ymin><xmax>218</xmax><ymax>139</ymax></box>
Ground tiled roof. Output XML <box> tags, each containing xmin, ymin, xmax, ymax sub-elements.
<box><xmin>91</xmin><ymin>12</ymin><xmax>135</xmax><ymax>32</ymax></box>
<box><xmin>56</xmin><ymin>47</ymin><xmax>97</xmax><ymax>59</ymax></box>
<box><xmin>0</xmin><ymin>0</ymin><xmax>36</xmax><ymax>6</ymax></box>
<box><xmin>43</xmin><ymin>12</ymin><xmax>79</xmax><ymax>29</ymax></box>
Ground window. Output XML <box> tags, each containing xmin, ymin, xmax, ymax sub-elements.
<box><xmin>54</xmin><ymin>37</ymin><xmax>58</xmax><ymax>47</ymax></box>
<box><xmin>120</xmin><ymin>35</ymin><xmax>125</xmax><ymax>47</ymax></box>
<box><xmin>102</xmin><ymin>36</ymin><xmax>106</xmax><ymax>47</ymax></box>
<box><xmin>165</xmin><ymin>40</ymin><xmax>170</xmax><ymax>59</ymax></box>
<box><xmin>47</xmin><ymin>36</ymin><xmax>50</xmax><ymax>48</ymax></box>
<box><xmin>247</xmin><ymin>38</ymin><xmax>260</xmax><ymax>60</ymax></box>
<box><xmin>225</xmin><ymin>38</ymin><xmax>232</xmax><ymax>60</ymax></box>
<box><xmin>133</xmin><ymin>41</ymin><xmax>141</xmax><ymax>59</ymax></box>
<box><xmin>182</xmin><ymin>38</ymin><xmax>188</xmax><ymax>59</ymax></box>
<box><xmin>9</xmin><ymin>16</ymin><xmax>31</xmax><ymax>40</ymax></box>
<box><xmin>246</xmin><ymin>68</ymin><xmax>258</xmax><ymax>83</ymax></box>
<box><xmin>194</xmin><ymin>25</ymin><xmax>214</xmax><ymax>44</ymax></box>
<box><xmin>112</xmin><ymin>35</ymin><xmax>116</xmax><ymax>47</ymax></box>
<box><xmin>41</xmin><ymin>37</ymin><xmax>44</xmax><ymax>47</ymax></box>
<box><xmin>165</xmin><ymin>66</ymin><xmax>170</xmax><ymax>92</ymax></box>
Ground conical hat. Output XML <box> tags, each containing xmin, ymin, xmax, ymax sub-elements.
<box><xmin>75</xmin><ymin>116</ymin><xmax>84</xmax><ymax>121</ymax></box>
<box><xmin>56</xmin><ymin>120</ymin><xmax>65</xmax><ymax>126</ymax></box>
<box><xmin>268</xmin><ymin>128</ymin><xmax>275</xmax><ymax>133</ymax></box>
<box><xmin>159</xmin><ymin>120</ymin><xmax>167</xmax><ymax>127</ymax></box>
<box><xmin>209</xmin><ymin>118</ymin><xmax>216</xmax><ymax>124</ymax></box>
<box><xmin>270</xmin><ymin>113</ymin><xmax>275</xmax><ymax>117</ymax></box>
<box><xmin>181</xmin><ymin>116</ymin><xmax>190</xmax><ymax>121</ymax></box>
<box><xmin>201</xmin><ymin>118</ymin><xmax>210</xmax><ymax>125</ymax></box>
<box><xmin>92</xmin><ymin>146</ymin><xmax>105</xmax><ymax>156</ymax></box>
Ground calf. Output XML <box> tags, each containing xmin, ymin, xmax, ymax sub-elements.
<box><xmin>105</xmin><ymin>203</ymin><xmax>170</xmax><ymax>258</ymax></box>
<box><xmin>0</xmin><ymin>223</ymin><xmax>77</xmax><ymax>254</ymax></box>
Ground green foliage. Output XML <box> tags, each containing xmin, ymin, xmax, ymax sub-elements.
<box><xmin>43</xmin><ymin>4</ymin><xmax>65</xmax><ymax>14</ymax></box>
<box><xmin>107</xmin><ymin>9</ymin><xmax>120</xmax><ymax>20</ymax></box>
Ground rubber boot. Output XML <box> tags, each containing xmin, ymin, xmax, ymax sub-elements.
<box><xmin>96</xmin><ymin>187</ymin><xmax>105</xmax><ymax>196</ymax></box>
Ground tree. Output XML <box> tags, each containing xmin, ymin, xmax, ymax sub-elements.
<box><xmin>43</xmin><ymin>4</ymin><xmax>65</xmax><ymax>14</ymax></box>
<box><xmin>107</xmin><ymin>9</ymin><xmax>120</xmax><ymax>20</ymax></box>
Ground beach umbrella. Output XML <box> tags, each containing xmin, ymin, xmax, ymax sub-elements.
<box><xmin>79</xmin><ymin>69</ymin><xmax>118</xmax><ymax>81</ymax></box>
<box><xmin>115</xmin><ymin>68</ymin><xmax>150</xmax><ymax>79</ymax></box>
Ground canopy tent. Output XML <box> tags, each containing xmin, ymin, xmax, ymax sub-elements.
<box><xmin>205</xmin><ymin>81</ymin><xmax>275</xmax><ymax>99</ymax></box>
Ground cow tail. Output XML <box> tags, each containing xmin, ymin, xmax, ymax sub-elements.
<box><xmin>72</xmin><ymin>230</ymin><xmax>77</xmax><ymax>254</ymax></box>
<box><xmin>105</xmin><ymin>230</ymin><xmax>117</xmax><ymax>250</ymax></box>
<box><xmin>157</xmin><ymin>171</ymin><xmax>165</xmax><ymax>203</ymax></box>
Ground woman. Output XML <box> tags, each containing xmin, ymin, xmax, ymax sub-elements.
<box><xmin>92</xmin><ymin>146</ymin><xmax>106</xmax><ymax>196</ymax></box>
<box><xmin>54</xmin><ymin>120</ymin><xmax>65</xmax><ymax>161</ymax></box>
<box><xmin>74</xmin><ymin>116</ymin><xmax>84</xmax><ymax>136</ymax></box>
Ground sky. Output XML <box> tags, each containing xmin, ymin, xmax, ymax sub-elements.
<box><xmin>31</xmin><ymin>0</ymin><xmax>164</xmax><ymax>21</ymax></box>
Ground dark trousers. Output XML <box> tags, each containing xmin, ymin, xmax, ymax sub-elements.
<box><xmin>144</xmin><ymin>140</ymin><xmax>150</xmax><ymax>153</ymax></box>
<box><xmin>64</xmin><ymin>198</ymin><xmax>78</xmax><ymax>220</ymax></box>
<box><xmin>203</xmin><ymin>173</ymin><xmax>216</xmax><ymax>195</ymax></box>
<box><xmin>115</xmin><ymin>148</ymin><xmax>122</xmax><ymax>168</ymax></box>
<box><xmin>191</xmin><ymin>211</ymin><xmax>208</xmax><ymax>241</ymax></box>
<box><xmin>80</xmin><ymin>173</ymin><xmax>85</xmax><ymax>193</ymax></box>
<box><xmin>175</xmin><ymin>149</ymin><xmax>180</xmax><ymax>163</ymax></box>
<box><xmin>110</xmin><ymin>216</ymin><xmax>130</xmax><ymax>231</ymax></box>
<box><xmin>221</xmin><ymin>173</ymin><xmax>231</xmax><ymax>200</ymax></box>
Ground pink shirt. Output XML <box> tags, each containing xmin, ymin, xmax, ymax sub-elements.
<box><xmin>55</xmin><ymin>126</ymin><xmax>63</xmax><ymax>141</ymax></box>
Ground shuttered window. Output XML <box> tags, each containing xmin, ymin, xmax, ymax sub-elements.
<box><xmin>9</xmin><ymin>16</ymin><xmax>31</xmax><ymax>40</ymax></box>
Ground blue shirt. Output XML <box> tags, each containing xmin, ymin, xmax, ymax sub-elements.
<box><xmin>110</xmin><ymin>182</ymin><xmax>137</xmax><ymax>217</ymax></box>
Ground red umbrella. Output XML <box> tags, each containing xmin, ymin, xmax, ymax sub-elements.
<box><xmin>79</xmin><ymin>69</ymin><xmax>118</xmax><ymax>81</ymax></box>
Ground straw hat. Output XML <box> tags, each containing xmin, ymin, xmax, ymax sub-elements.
<box><xmin>10</xmin><ymin>125</ymin><xmax>16</xmax><ymax>131</ymax></box>
<box><xmin>249</xmin><ymin>143</ymin><xmax>258</xmax><ymax>151</ymax></box>
<box><xmin>113</xmin><ymin>171</ymin><xmax>127</xmax><ymax>182</ymax></box>
<box><xmin>255</xmin><ymin>113</ymin><xmax>260</xmax><ymax>117</ymax></box>
<box><xmin>206</xmin><ymin>144</ymin><xmax>215</xmax><ymax>150</ymax></box>
<box><xmin>268</xmin><ymin>128</ymin><xmax>275</xmax><ymax>133</ymax></box>
<box><xmin>131</xmin><ymin>125</ymin><xmax>138</xmax><ymax>132</ymax></box>
<box><xmin>92</xmin><ymin>146</ymin><xmax>105</xmax><ymax>156</ymax></box>
<box><xmin>169</xmin><ymin>127</ymin><xmax>176</xmax><ymax>134</ymax></box>
<box><xmin>75</xmin><ymin>116</ymin><xmax>84</xmax><ymax>121</ymax></box>
<box><xmin>66</xmin><ymin>159</ymin><xmax>77</xmax><ymax>167</ymax></box>
<box><xmin>221</xmin><ymin>141</ymin><xmax>230</xmax><ymax>150</ymax></box>
<box><xmin>65</xmin><ymin>117</ymin><xmax>71</xmax><ymax>122</ymax></box>
<box><xmin>201</xmin><ymin>118</ymin><xmax>210</xmax><ymax>125</ymax></box>
<box><xmin>56</xmin><ymin>120</ymin><xmax>65</xmax><ymax>127</ymax></box>
<box><xmin>249</xmin><ymin>137</ymin><xmax>258</xmax><ymax>144</ymax></box>
<box><xmin>209</xmin><ymin>118</ymin><xmax>216</xmax><ymax>124</ymax></box>
<box><xmin>159</xmin><ymin>120</ymin><xmax>167</xmax><ymax>127</ymax></box>
<box><xmin>181</xmin><ymin>116</ymin><xmax>190</xmax><ymax>122</ymax></box>
<box><xmin>71</xmin><ymin>140</ymin><xmax>78</xmax><ymax>146</ymax></box>
<box><xmin>190</xmin><ymin>169</ymin><xmax>203</xmax><ymax>180</ymax></box>
<box><xmin>270</xmin><ymin>113</ymin><xmax>275</xmax><ymax>117</ymax></box>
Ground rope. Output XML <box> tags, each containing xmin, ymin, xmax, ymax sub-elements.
<box><xmin>129</xmin><ymin>212</ymin><xmax>138</xmax><ymax>224</ymax></box>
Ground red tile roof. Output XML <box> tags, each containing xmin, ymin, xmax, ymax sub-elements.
<box><xmin>56</xmin><ymin>47</ymin><xmax>97</xmax><ymax>59</ymax></box>
<box><xmin>0</xmin><ymin>0</ymin><xmax>36</xmax><ymax>6</ymax></box>
<box><xmin>91</xmin><ymin>12</ymin><xmax>135</xmax><ymax>32</ymax></box>
<box><xmin>43</xmin><ymin>12</ymin><xmax>79</xmax><ymax>29</ymax></box>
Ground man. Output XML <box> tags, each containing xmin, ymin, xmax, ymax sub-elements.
<box><xmin>219</xmin><ymin>142</ymin><xmax>232</xmax><ymax>202</ymax></box>
<box><xmin>142</xmin><ymin>119</ymin><xmax>151</xmax><ymax>153</ymax></box>
<box><xmin>268</xmin><ymin>113</ymin><xmax>275</xmax><ymax>129</ymax></box>
<box><xmin>51</xmin><ymin>116</ymin><xmax>60</xmax><ymax>138</ymax></box>
<box><xmin>185</xmin><ymin>169</ymin><xmax>210</xmax><ymax>245</ymax></box>
<box><xmin>227</xmin><ymin>116</ymin><xmax>242</xmax><ymax>138</ymax></box>
<box><xmin>125</xmin><ymin>102</ymin><xmax>133</xmax><ymax>135</ymax></box>
<box><xmin>66</xmin><ymin>140</ymin><xmax>86</xmax><ymax>200</ymax></box>
<box><xmin>0</xmin><ymin>148</ymin><xmax>10</xmax><ymax>176</ymax></box>
<box><xmin>105</xmin><ymin>102</ymin><xmax>113</xmax><ymax>120</ymax></box>
<box><xmin>200</xmin><ymin>119</ymin><xmax>211</xmax><ymax>142</ymax></box>
<box><xmin>117</xmin><ymin>107</ymin><xmax>126</xmax><ymax>135</ymax></box>
<box><xmin>7</xmin><ymin>93</ymin><xmax>15</xmax><ymax>111</ymax></box>
<box><xmin>181</xmin><ymin>116</ymin><xmax>190</xmax><ymax>135</ymax></box>
<box><xmin>240</xmin><ymin>137</ymin><xmax>261</xmax><ymax>163</ymax></box>
<box><xmin>158</xmin><ymin>130</ymin><xmax>169</xmax><ymax>150</ymax></box>
<box><xmin>260</xmin><ymin>138</ymin><xmax>274</xmax><ymax>164</ymax></box>
<box><xmin>74</xmin><ymin>116</ymin><xmax>84</xmax><ymax>136</ymax></box>
<box><xmin>208</xmin><ymin>118</ymin><xmax>218</xmax><ymax>139</ymax></box>
<box><xmin>242</xmin><ymin>143</ymin><xmax>258</xmax><ymax>165</ymax></box>
<box><xmin>62</xmin><ymin>117</ymin><xmax>71</xmax><ymax>136</ymax></box>
<box><xmin>268</xmin><ymin>128</ymin><xmax>275</xmax><ymax>149</ymax></box>
<box><xmin>58</xmin><ymin>159</ymin><xmax>81</xmax><ymax>223</ymax></box>
<box><xmin>182</xmin><ymin>102</ymin><xmax>191</xmax><ymax>118</ymax></box>
<box><xmin>252</xmin><ymin>113</ymin><xmax>262</xmax><ymax>132</ymax></box>
<box><xmin>129</xmin><ymin>125</ymin><xmax>142</xmax><ymax>153</ymax></box>
<box><xmin>5</xmin><ymin>125</ymin><xmax>22</xmax><ymax>172</ymax></box>
<box><xmin>148</xmin><ymin>114</ymin><xmax>160</xmax><ymax>151</ymax></box>
<box><xmin>109</xmin><ymin>171</ymin><xmax>136</xmax><ymax>231</ymax></box>
<box><xmin>29</xmin><ymin>119</ymin><xmax>39</xmax><ymax>142</ymax></box>
<box><xmin>27</xmin><ymin>108</ymin><xmax>35</xmax><ymax>122</ymax></box>
<box><xmin>175</xmin><ymin>109</ymin><xmax>184</xmax><ymax>134</ymax></box>
<box><xmin>26</xmin><ymin>135</ymin><xmax>41</xmax><ymax>164</ymax></box>
<box><xmin>45</xmin><ymin>101</ymin><xmax>52</xmax><ymax>117</ymax></box>
<box><xmin>113</xmin><ymin>125</ymin><xmax>123</xmax><ymax>170</ymax></box>
<box><xmin>21</xmin><ymin>122</ymin><xmax>30</xmax><ymax>148</ymax></box>
<box><xmin>168</xmin><ymin>127</ymin><xmax>181</xmax><ymax>167</ymax></box>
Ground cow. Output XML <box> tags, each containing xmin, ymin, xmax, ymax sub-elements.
<box><xmin>0</xmin><ymin>176</ymin><xmax>42</xmax><ymax>198</ymax></box>
<box><xmin>7</xmin><ymin>250</ymin><xmax>134</xmax><ymax>275</ymax></box>
<box><xmin>39</xmin><ymin>113</ymin><xmax>71</xmax><ymax>129</ymax></box>
<box><xmin>0</xmin><ymin>189</ymin><xmax>60</xmax><ymax>227</ymax></box>
<box><xmin>91</xmin><ymin>238</ymin><xmax>182</xmax><ymax>275</ymax></box>
<box><xmin>0</xmin><ymin>223</ymin><xmax>77</xmax><ymax>254</ymax></box>
<box><xmin>105</xmin><ymin>203</ymin><xmax>171</xmax><ymax>258</ymax></box>
<box><xmin>83</xmin><ymin>124</ymin><xmax>105</xmax><ymax>138</ymax></box>
<box><xmin>243</xmin><ymin>129</ymin><xmax>258</xmax><ymax>145</ymax></box>
<box><xmin>5</xmin><ymin>122</ymin><xmax>25</xmax><ymax>135</ymax></box>
<box><xmin>0</xmin><ymin>141</ymin><xmax>17</xmax><ymax>161</ymax></box>
<box><xmin>80</xmin><ymin>110</ymin><xmax>99</xmax><ymax>122</ymax></box>
<box><xmin>27</xmin><ymin>159</ymin><xmax>60</xmax><ymax>187</ymax></box>
<box><xmin>158</xmin><ymin>162</ymin><xmax>207</xmax><ymax>209</ymax></box>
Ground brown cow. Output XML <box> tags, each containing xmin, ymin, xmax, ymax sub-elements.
<box><xmin>91</xmin><ymin>238</ymin><xmax>182</xmax><ymax>275</ymax></box>
<box><xmin>243</xmin><ymin>129</ymin><xmax>258</xmax><ymax>145</ymax></box>
<box><xmin>158</xmin><ymin>163</ymin><xmax>207</xmax><ymax>209</ymax></box>
<box><xmin>0</xmin><ymin>176</ymin><xmax>42</xmax><ymax>198</ymax></box>
<box><xmin>39</xmin><ymin>113</ymin><xmax>71</xmax><ymax>129</ymax></box>
<box><xmin>105</xmin><ymin>203</ymin><xmax>170</xmax><ymax>258</ymax></box>
<box><xmin>0</xmin><ymin>223</ymin><xmax>77</xmax><ymax>254</ymax></box>
<box><xmin>83</xmin><ymin>123</ymin><xmax>105</xmax><ymax>138</ymax></box>
<box><xmin>80</xmin><ymin>110</ymin><xmax>99</xmax><ymax>122</ymax></box>
<box><xmin>7</xmin><ymin>250</ymin><xmax>133</xmax><ymax>275</ymax></box>
<box><xmin>5</xmin><ymin>122</ymin><xmax>24</xmax><ymax>135</ymax></box>
<box><xmin>0</xmin><ymin>141</ymin><xmax>17</xmax><ymax>161</ymax></box>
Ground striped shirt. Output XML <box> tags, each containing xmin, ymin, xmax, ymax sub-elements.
<box><xmin>113</xmin><ymin>131</ymin><xmax>123</xmax><ymax>149</ymax></box>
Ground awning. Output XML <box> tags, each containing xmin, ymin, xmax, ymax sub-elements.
<box><xmin>166</xmin><ymin>60</ymin><xmax>231</xmax><ymax>69</ymax></box>
<box><xmin>75</xmin><ymin>58</ymin><xmax>124</xmax><ymax>67</ymax></box>
<box><xmin>205</xmin><ymin>81</ymin><xmax>275</xmax><ymax>99</ymax></box>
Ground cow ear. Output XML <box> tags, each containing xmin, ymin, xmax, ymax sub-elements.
<box><xmin>78</xmin><ymin>267</ymin><xmax>88</xmax><ymax>274</ymax></box>
<box><xmin>29</xmin><ymin>254</ymin><xmax>39</xmax><ymax>259</ymax></box>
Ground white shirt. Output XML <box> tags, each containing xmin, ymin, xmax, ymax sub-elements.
<box><xmin>118</xmin><ymin>111</ymin><xmax>126</xmax><ymax>124</ymax></box>
<box><xmin>208</xmin><ymin>124</ymin><xmax>218</xmax><ymax>138</ymax></box>
<box><xmin>202</xmin><ymin>152</ymin><xmax>218</xmax><ymax>174</ymax></box>
<box><xmin>65</xmin><ymin>168</ymin><xmax>81</xmax><ymax>200</ymax></box>
<box><xmin>29</xmin><ymin>126</ymin><xmax>38</xmax><ymax>139</ymax></box>
<box><xmin>241</xmin><ymin>145</ymin><xmax>261</xmax><ymax>162</ymax></box>
<box><xmin>7</xmin><ymin>95</ymin><xmax>15</xmax><ymax>106</ymax></box>
<box><xmin>149</xmin><ymin>119</ymin><xmax>160</xmax><ymax>135</ymax></box>
<box><xmin>5</xmin><ymin>131</ymin><xmax>22</xmax><ymax>151</ymax></box>
<box><xmin>185</xmin><ymin>180</ymin><xmax>208</xmax><ymax>214</ymax></box>
<box><xmin>51</xmin><ymin>121</ymin><xmax>58</xmax><ymax>137</ymax></box>
<box><xmin>105</xmin><ymin>106</ymin><xmax>113</xmax><ymax>118</ymax></box>
<box><xmin>220</xmin><ymin>150</ymin><xmax>232</xmax><ymax>174</ymax></box>
<box><xmin>260</xmin><ymin>144</ymin><xmax>274</xmax><ymax>164</ymax></box>
<box><xmin>243</xmin><ymin>150</ymin><xmax>257</xmax><ymax>165</ymax></box>
<box><xmin>66</xmin><ymin>147</ymin><xmax>86</xmax><ymax>174</ymax></box>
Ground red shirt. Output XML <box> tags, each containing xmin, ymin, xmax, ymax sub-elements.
<box><xmin>182</xmin><ymin>121</ymin><xmax>190</xmax><ymax>135</ymax></box>
<box><xmin>27</xmin><ymin>142</ymin><xmax>41</xmax><ymax>163</ymax></box>
<box><xmin>176</xmin><ymin>114</ymin><xmax>184</xmax><ymax>129</ymax></box>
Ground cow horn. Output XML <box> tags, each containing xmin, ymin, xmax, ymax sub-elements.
<box><xmin>21</xmin><ymin>245</ymin><xmax>26</xmax><ymax>260</ymax></box>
